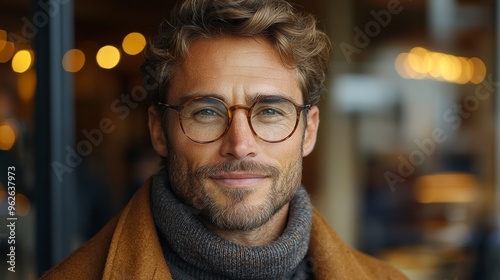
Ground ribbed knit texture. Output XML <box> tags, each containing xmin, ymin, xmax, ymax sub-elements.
<box><xmin>151</xmin><ymin>169</ymin><xmax>313</xmax><ymax>280</ymax></box>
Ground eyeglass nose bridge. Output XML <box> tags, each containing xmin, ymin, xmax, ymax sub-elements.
<box><xmin>227</xmin><ymin>104</ymin><xmax>253</xmax><ymax>117</ymax></box>
<box><xmin>224</xmin><ymin>104</ymin><xmax>257</xmax><ymax>137</ymax></box>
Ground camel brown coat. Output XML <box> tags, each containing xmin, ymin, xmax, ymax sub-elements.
<box><xmin>41</xmin><ymin>180</ymin><xmax>408</xmax><ymax>279</ymax></box>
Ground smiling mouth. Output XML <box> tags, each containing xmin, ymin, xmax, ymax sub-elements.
<box><xmin>210</xmin><ymin>173</ymin><xmax>269</xmax><ymax>188</ymax></box>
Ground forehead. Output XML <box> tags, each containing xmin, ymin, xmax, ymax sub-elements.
<box><xmin>169</xmin><ymin>36</ymin><xmax>302</xmax><ymax>103</ymax></box>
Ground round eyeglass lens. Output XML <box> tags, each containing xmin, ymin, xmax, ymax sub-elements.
<box><xmin>180</xmin><ymin>98</ymin><xmax>229</xmax><ymax>142</ymax></box>
<box><xmin>250</xmin><ymin>98</ymin><xmax>298</xmax><ymax>142</ymax></box>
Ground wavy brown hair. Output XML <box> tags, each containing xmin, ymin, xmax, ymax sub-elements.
<box><xmin>142</xmin><ymin>0</ymin><xmax>330</xmax><ymax>106</ymax></box>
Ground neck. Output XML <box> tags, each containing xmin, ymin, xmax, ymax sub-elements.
<box><xmin>205</xmin><ymin>203</ymin><xmax>290</xmax><ymax>247</ymax></box>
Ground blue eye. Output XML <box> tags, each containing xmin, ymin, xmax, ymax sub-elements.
<box><xmin>188</xmin><ymin>106</ymin><xmax>227</xmax><ymax>124</ymax></box>
<box><xmin>195</xmin><ymin>109</ymin><xmax>218</xmax><ymax>116</ymax></box>
<box><xmin>259</xmin><ymin>108</ymin><xmax>279</xmax><ymax>115</ymax></box>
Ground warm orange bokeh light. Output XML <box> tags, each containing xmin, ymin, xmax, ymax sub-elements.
<box><xmin>122</xmin><ymin>32</ymin><xmax>146</xmax><ymax>55</ymax></box>
<box><xmin>96</xmin><ymin>45</ymin><xmax>121</xmax><ymax>69</ymax></box>
<box><xmin>0</xmin><ymin>41</ymin><xmax>15</xmax><ymax>63</ymax></box>
<box><xmin>12</xmin><ymin>50</ymin><xmax>34</xmax><ymax>73</ymax></box>
<box><xmin>414</xmin><ymin>173</ymin><xmax>478</xmax><ymax>203</ymax></box>
<box><xmin>62</xmin><ymin>49</ymin><xmax>86</xmax><ymax>72</ymax></box>
<box><xmin>396</xmin><ymin>47</ymin><xmax>487</xmax><ymax>84</ymax></box>
<box><xmin>0</xmin><ymin>123</ymin><xmax>16</xmax><ymax>151</ymax></box>
<box><xmin>17</xmin><ymin>69</ymin><xmax>37</xmax><ymax>102</ymax></box>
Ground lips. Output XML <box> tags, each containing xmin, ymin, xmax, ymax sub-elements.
<box><xmin>210</xmin><ymin>172</ymin><xmax>268</xmax><ymax>188</ymax></box>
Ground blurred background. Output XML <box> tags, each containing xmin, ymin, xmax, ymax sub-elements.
<box><xmin>0</xmin><ymin>0</ymin><xmax>499</xmax><ymax>279</ymax></box>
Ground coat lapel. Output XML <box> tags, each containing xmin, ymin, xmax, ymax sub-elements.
<box><xmin>102</xmin><ymin>181</ymin><xmax>172</xmax><ymax>279</ymax></box>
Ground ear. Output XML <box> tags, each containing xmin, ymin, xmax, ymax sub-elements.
<box><xmin>148</xmin><ymin>106</ymin><xmax>168</xmax><ymax>157</ymax></box>
<box><xmin>302</xmin><ymin>105</ymin><xmax>319</xmax><ymax>157</ymax></box>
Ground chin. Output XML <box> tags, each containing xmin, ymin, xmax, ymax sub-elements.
<box><xmin>202</xmin><ymin>189</ymin><xmax>287</xmax><ymax>231</ymax></box>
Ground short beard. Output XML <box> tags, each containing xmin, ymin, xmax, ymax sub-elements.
<box><xmin>166</xmin><ymin>154</ymin><xmax>303</xmax><ymax>231</ymax></box>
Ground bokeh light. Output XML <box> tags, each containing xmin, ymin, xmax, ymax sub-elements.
<box><xmin>122</xmin><ymin>32</ymin><xmax>146</xmax><ymax>55</ymax></box>
<box><xmin>394</xmin><ymin>53</ymin><xmax>411</xmax><ymax>79</ymax></box>
<box><xmin>96</xmin><ymin>45</ymin><xmax>121</xmax><ymax>69</ymax></box>
<box><xmin>0</xmin><ymin>29</ymin><xmax>6</xmax><ymax>51</ymax></box>
<box><xmin>427</xmin><ymin>52</ymin><xmax>444</xmax><ymax>80</ymax></box>
<box><xmin>408</xmin><ymin>47</ymin><xmax>428</xmax><ymax>74</ymax></box>
<box><xmin>456</xmin><ymin>57</ymin><xmax>472</xmax><ymax>85</ymax></box>
<box><xmin>470</xmin><ymin>57</ymin><xmax>486</xmax><ymax>84</ymax></box>
<box><xmin>403</xmin><ymin>53</ymin><xmax>425</xmax><ymax>79</ymax></box>
<box><xmin>12</xmin><ymin>49</ymin><xmax>34</xmax><ymax>73</ymax></box>
<box><xmin>439</xmin><ymin>54</ymin><xmax>460</xmax><ymax>82</ymax></box>
<box><xmin>414</xmin><ymin>173</ymin><xmax>478</xmax><ymax>203</ymax></box>
<box><xmin>0</xmin><ymin>41</ymin><xmax>15</xmax><ymax>63</ymax></box>
<box><xmin>395</xmin><ymin>47</ymin><xmax>487</xmax><ymax>84</ymax></box>
<box><xmin>62</xmin><ymin>49</ymin><xmax>86</xmax><ymax>72</ymax></box>
<box><xmin>0</xmin><ymin>123</ymin><xmax>16</xmax><ymax>151</ymax></box>
<box><xmin>16</xmin><ymin>193</ymin><xmax>31</xmax><ymax>216</ymax></box>
<box><xmin>17</xmin><ymin>69</ymin><xmax>37</xmax><ymax>102</ymax></box>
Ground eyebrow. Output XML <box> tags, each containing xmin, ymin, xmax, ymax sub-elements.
<box><xmin>175</xmin><ymin>93</ymin><xmax>225</xmax><ymax>105</ymax></box>
<box><xmin>174</xmin><ymin>92</ymin><xmax>299</xmax><ymax>105</ymax></box>
<box><xmin>251</xmin><ymin>93</ymin><xmax>299</xmax><ymax>103</ymax></box>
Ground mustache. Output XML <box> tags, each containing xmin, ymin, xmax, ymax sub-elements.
<box><xmin>194</xmin><ymin>160</ymin><xmax>280</xmax><ymax>178</ymax></box>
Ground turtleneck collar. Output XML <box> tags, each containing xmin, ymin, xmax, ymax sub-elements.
<box><xmin>150</xmin><ymin>169</ymin><xmax>313</xmax><ymax>279</ymax></box>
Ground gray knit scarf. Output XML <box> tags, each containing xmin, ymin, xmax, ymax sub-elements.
<box><xmin>150</xmin><ymin>169</ymin><xmax>314</xmax><ymax>280</ymax></box>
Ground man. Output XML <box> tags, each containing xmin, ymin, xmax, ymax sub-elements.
<box><xmin>42</xmin><ymin>0</ymin><xmax>408</xmax><ymax>279</ymax></box>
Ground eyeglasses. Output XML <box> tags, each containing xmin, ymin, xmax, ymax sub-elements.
<box><xmin>157</xmin><ymin>96</ymin><xmax>311</xmax><ymax>144</ymax></box>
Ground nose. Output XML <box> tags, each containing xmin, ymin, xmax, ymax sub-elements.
<box><xmin>219</xmin><ymin>108</ymin><xmax>258</xmax><ymax>159</ymax></box>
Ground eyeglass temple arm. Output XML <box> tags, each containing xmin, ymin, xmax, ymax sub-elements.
<box><xmin>157</xmin><ymin>102</ymin><xmax>183</xmax><ymax>111</ymax></box>
<box><xmin>301</xmin><ymin>104</ymin><xmax>312</xmax><ymax>111</ymax></box>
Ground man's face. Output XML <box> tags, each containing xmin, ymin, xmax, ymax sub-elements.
<box><xmin>149</xmin><ymin>36</ymin><xmax>319</xmax><ymax>231</ymax></box>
